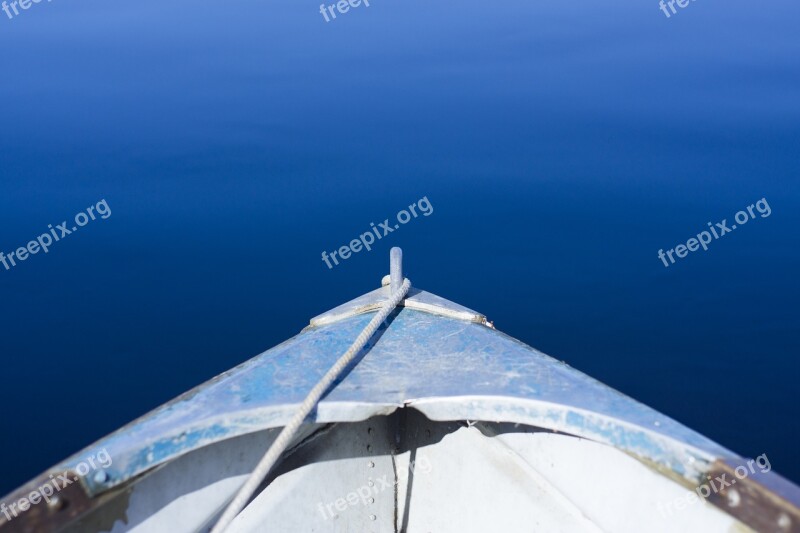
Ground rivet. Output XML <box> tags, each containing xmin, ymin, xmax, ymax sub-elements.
<box><xmin>370</xmin><ymin>514</ymin><xmax>377</xmax><ymax>521</ymax></box>
<box><xmin>93</xmin><ymin>470</ymin><xmax>109</xmax><ymax>484</ymax></box>
<box><xmin>727</xmin><ymin>489</ymin><xmax>741</xmax><ymax>508</ymax></box>
<box><xmin>367</xmin><ymin>461</ymin><xmax>374</xmax><ymax>468</ymax></box>
<box><xmin>47</xmin><ymin>496</ymin><xmax>65</xmax><ymax>510</ymax></box>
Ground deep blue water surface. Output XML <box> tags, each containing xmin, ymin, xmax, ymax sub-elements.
<box><xmin>1</xmin><ymin>0</ymin><xmax>798</xmax><ymax>494</ymax></box>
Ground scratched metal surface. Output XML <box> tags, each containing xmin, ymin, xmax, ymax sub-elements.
<box><xmin>45</xmin><ymin>288</ymin><xmax>736</xmax><ymax>498</ymax></box>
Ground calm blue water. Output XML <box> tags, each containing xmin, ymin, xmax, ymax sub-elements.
<box><xmin>1</xmin><ymin>0</ymin><xmax>798</xmax><ymax>495</ymax></box>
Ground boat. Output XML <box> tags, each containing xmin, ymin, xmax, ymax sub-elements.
<box><xmin>1</xmin><ymin>248</ymin><xmax>798</xmax><ymax>533</ymax></box>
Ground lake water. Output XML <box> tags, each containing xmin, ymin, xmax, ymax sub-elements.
<box><xmin>0</xmin><ymin>0</ymin><xmax>798</xmax><ymax>494</ymax></box>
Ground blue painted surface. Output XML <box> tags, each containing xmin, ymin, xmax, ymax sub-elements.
<box><xmin>57</xmin><ymin>304</ymin><xmax>728</xmax><ymax>496</ymax></box>
<box><xmin>0</xmin><ymin>0</ymin><xmax>798</xmax><ymax>496</ymax></box>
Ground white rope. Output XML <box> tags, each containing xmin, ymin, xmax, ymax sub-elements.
<box><xmin>210</xmin><ymin>277</ymin><xmax>412</xmax><ymax>533</ymax></box>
